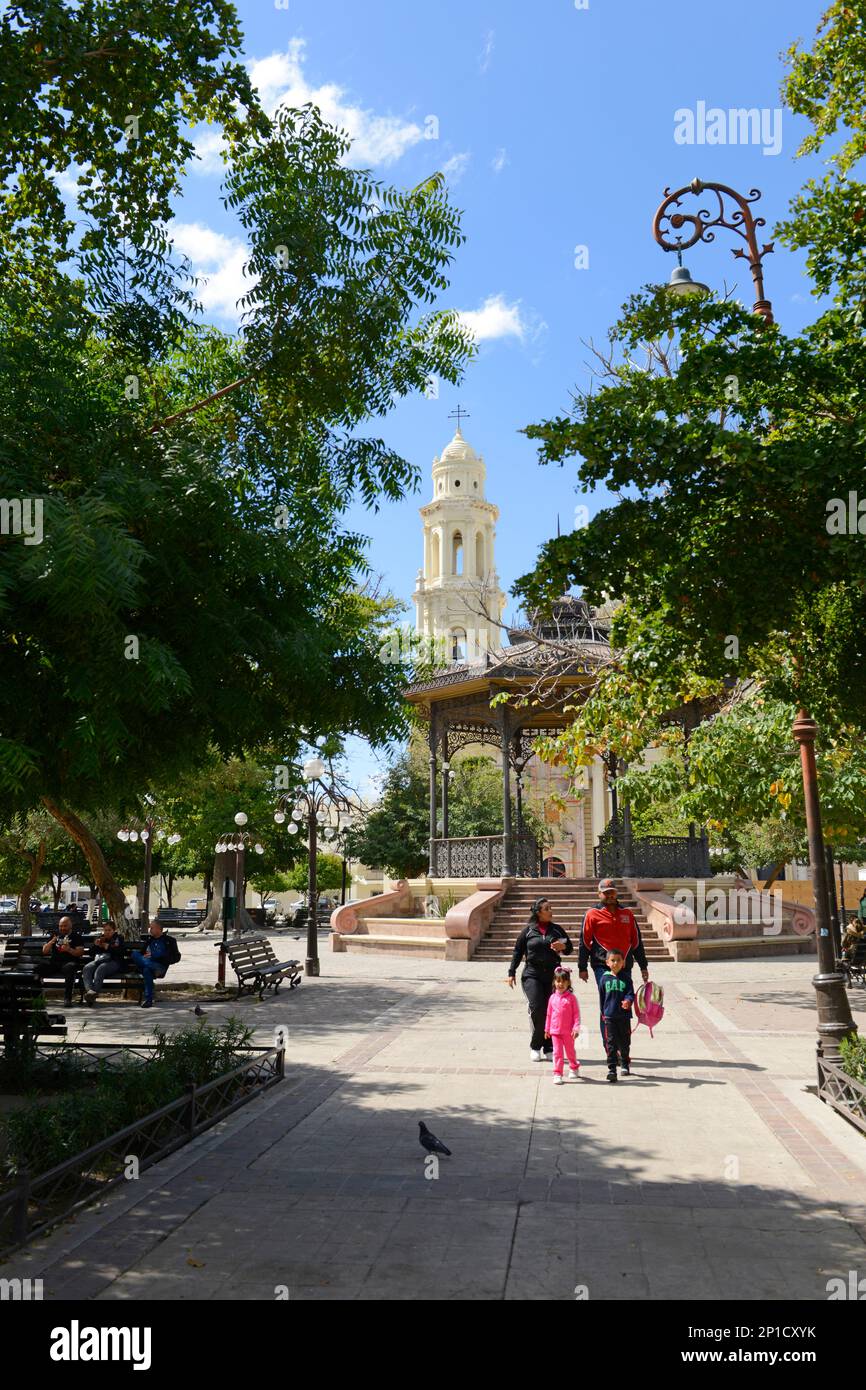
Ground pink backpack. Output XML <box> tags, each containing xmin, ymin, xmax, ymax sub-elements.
<box><xmin>633</xmin><ymin>980</ymin><xmax>665</xmax><ymax>1037</ymax></box>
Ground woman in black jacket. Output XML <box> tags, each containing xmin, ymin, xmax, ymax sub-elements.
<box><xmin>507</xmin><ymin>897</ymin><xmax>574</xmax><ymax>1060</ymax></box>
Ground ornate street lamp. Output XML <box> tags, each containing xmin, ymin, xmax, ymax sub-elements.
<box><xmin>653</xmin><ymin>177</ymin><xmax>774</xmax><ymax>322</ymax></box>
<box><xmin>275</xmin><ymin>755</ymin><xmax>352</xmax><ymax>977</ymax></box>
<box><xmin>652</xmin><ymin>179</ymin><xmax>856</xmax><ymax>1062</ymax></box>
<box><xmin>117</xmin><ymin>812</ymin><xmax>181</xmax><ymax>930</ymax></box>
<box><xmin>213</xmin><ymin>813</ymin><xmax>264</xmax><ymax>986</ymax></box>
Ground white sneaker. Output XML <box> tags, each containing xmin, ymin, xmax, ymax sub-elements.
<box><xmin>568</xmin><ymin>1068</ymin><xmax>581</xmax><ymax>1080</ymax></box>
<box><xmin>553</xmin><ymin>1074</ymin><xmax>564</xmax><ymax>1085</ymax></box>
<box><xmin>530</xmin><ymin>1048</ymin><xmax>543</xmax><ymax>1062</ymax></box>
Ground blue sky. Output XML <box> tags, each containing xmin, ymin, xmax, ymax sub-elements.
<box><xmin>169</xmin><ymin>0</ymin><xmax>830</xmax><ymax>790</ymax></box>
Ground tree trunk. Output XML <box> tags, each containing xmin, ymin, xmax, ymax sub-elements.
<box><xmin>42</xmin><ymin>797</ymin><xmax>131</xmax><ymax>935</ymax></box>
<box><xmin>199</xmin><ymin>851</ymin><xmax>258</xmax><ymax>933</ymax></box>
<box><xmin>18</xmin><ymin>839</ymin><xmax>47</xmax><ymax>937</ymax></box>
<box><xmin>166</xmin><ymin>870</ymin><xmax>174</xmax><ymax>908</ymax></box>
<box><xmin>52</xmin><ymin>873</ymin><xmax>65</xmax><ymax>909</ymax></box>
<box><xmin>762</xmin><ymin>860</ymin><xmax>785</xmax><ymax>891</ymax></box>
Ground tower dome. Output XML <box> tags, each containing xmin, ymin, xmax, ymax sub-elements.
<box><xmin>432</xmin><ymin>426</ymin><xmax>487</xmax><ymax>501</ymax></box>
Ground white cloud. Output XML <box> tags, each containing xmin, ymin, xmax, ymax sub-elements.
<box><xmin>457</xmin><ymin>293</ymin><xmax>533</xmax><ymax>344</ymax></box>
<box><xmin>441</xmin><ymin>152</ymin><xmax>471</xmax><ymax>183</ymax></box>
<box><xmin>491</xmin><ymin>147</ymin><xmax>508</xmax><ymax>173</ymax></box>
<box><xmin>194</xmin><ymin>40</ymin><xmax>425</xmax><ymax>171</ymax></box>
<box><xmin>479</xmin><ymin>30</ymin><xmax>495</xmax><ymax>74</ymax></box>
<box><xmin>172</xmin><ymin>221</ymin><xmax>253</xmax><ymax>321</ymax></box>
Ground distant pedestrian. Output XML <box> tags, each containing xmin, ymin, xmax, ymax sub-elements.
<box><xmin>579</xmin><ymin>879</ymin><xmax>648</xmax><ymax>1043</ymax></box>
<box><xmin>545</xmin><ymin>966</ymin><xmax>581</xmax><ymax>1085</ymax></box>
<box><xmin>507</xmin><ymin>897</ymin><xmax>573</xmax><ymax>1062</ymax></box>
<box><xmin>599</xmin><ymin>948</ymin><xmax>634</xmax><ymax>1082</ymax></box>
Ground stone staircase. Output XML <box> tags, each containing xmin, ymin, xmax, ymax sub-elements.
<box><xmin>473</xmin><ymin>878</ymin><xmax>672</xmax><ymax>963</ymax></box>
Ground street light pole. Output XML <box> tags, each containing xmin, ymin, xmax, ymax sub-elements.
<box><xmin>653</xmin><ymin>181</ymin><xmax>856</xmax><ymax>1061</ymax></box>
<box><xmin>793</xmin><ymin>715</ymin><xmax>855</xmax><ymax>1061</ymax></box>
<box><xmin>306</xmin><ymin>804</ymin><xmax>319</xmax><ymax>978</ymax></box>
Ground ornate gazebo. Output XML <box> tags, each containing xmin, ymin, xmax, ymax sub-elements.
<box><xmin>404</xmin><ymin>599</ymin><xmax>610</xmax><ymax>878</ymax></box>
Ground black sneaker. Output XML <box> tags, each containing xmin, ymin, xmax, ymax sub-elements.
<box><xmin>622</xmin><ymin>1064</ymin><xmax>631</xmax><ymax>1075</ymax></box>
<box><xmin>139</xmin><ymin>1000</ymin><xmax>153</xmax><ymax>1009</ymax></box>
<box><xmin>607</xmin><ymin>1070</ymin><xmax>618</xmax><ymax>1083</ymax></box>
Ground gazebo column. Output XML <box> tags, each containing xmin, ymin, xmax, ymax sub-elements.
<box><xmin>441</xmin><ymin>728</ymin><xmax>450</xmax><ymax>842</ymax></box>
<box><xmin>500</xmin><ymin>714</ymin><xmax>515</xmax><ymax>877</ymax></box>
<box><xmin>428</xmin><ymin>711</ymin><xmax>439</xmax><ymax>875</ymax></box>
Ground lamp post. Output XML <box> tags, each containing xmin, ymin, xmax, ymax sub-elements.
<box><xmin>213</xmin><ymin>814</ymin><xmax>265</xmax><ymax>986</ymax></box>
<box><xmin>117</xmin><ymin>818</ymin><xmax>181</xmax><ymax>931</ymax></box>
<box><xmin>274</xmin><ymin>755</ymin><xmax>352</xmax><ymax>977</ymax></box>
<box><xmin>652</xmin><ymin>178</ymin><xmax>856</xmax><ymax>1062</ymax></box>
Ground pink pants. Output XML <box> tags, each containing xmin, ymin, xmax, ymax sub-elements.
<box><xmin>551</xmin><ymin>1032</ymin><xmax>578</xmax><ymax>1075</ymax></box>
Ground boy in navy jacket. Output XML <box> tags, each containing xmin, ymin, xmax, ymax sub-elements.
<box><xmin>599</xmin><ymin>948</ymin><xmax>634</xmax><ymax>1082</ymax></box>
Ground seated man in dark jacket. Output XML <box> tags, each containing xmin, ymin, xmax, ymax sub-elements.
<box><xmin>130</xmin><ymin>920</ymin><xmax>177</xmax><ymax>1008</ymax></box>
<box><xmin>37</xmin><ymin>916</ymin><xmax>86</xmax><ymax>1006</ymax></box>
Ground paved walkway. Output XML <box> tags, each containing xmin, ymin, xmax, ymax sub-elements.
<box><xmin>10</xmin><ymin>941</ymin><xmax>866</xmax><ymax>1301</ymax></box>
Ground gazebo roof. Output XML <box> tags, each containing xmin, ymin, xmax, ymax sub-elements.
<box><xmin>404</xmin><ymin>597</ymin><xmax>611</xmax><ymax>728</ymax></box>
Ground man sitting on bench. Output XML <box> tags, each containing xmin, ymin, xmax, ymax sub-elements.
<box><xmin>82</xmin><ymin>924</ymin><xmax>126</xmax><ymax>1005</ymax></box>
<box><xmin>37</xmin><ymin>915</ymin><xmax>86</xmax><ymax>1006</ymax></box>
<box><xmin>130</xmin><ymin>919</ymin><xmax>179</xmax><ymax>1009</ymax></box>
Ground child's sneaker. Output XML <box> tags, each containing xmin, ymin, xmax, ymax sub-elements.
<box><xmin>568</xmin><ymin>1066</ymin><xmax>580</xmax><ymax>1080</ymax></box>
<box><xmin>553</xmin><ymin>1074</ymin><xmax>564</xmax><ymax>1085</ymax></box>
<box><xmin>607</xmin><ymin>1069</ymin><xmax>618</xmax><ymax>1083</ymax></box>
<box><xmin>622</xmin><ymin>1063</ymin><xmax>631</xmax><ymax>1075</ymax></box>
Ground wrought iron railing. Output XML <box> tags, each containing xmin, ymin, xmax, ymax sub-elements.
<box><xmin>431</xmin><ymin>832</ymin><xmax>540</xmax><ymax>878</ymax></box>
<box><xmin>0</xmin><ymin>1043</ymin><xmax>284</xmax><ymax>1255</ymax></box>
<box><xmin>594</xmin><ymin>816</ymin><xmax>712</xmax><ymax>879</ymax></box>
<box><xmin>817</xmin><ymin>1054</ymin><xmax>866</xmax><ymax>1137</ymax></box>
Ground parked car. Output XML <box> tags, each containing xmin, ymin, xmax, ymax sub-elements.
<box><xmin>186</xmin><ymin>898</ymin><xmax>205</xmax><ymax>910</ymax></box>
<box><xmin>0</xmin><ymin>897</ymin><xmax>17</xmax><ymax>913</ymax></box>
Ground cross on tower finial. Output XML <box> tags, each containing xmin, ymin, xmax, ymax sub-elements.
<box><xmin>448</xmin><ymin>404</ymin><xmax>470</xmax><ymax>431</ymax></box>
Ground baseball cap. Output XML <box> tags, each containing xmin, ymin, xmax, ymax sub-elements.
<box><xmin>597</xmin><ymin>878</ymin><xmax>617</xmax><ymax>893</ymax></box>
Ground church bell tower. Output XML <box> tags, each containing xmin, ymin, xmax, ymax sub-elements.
<box><xmin>412</xmin><ymin>413</ymin><xmax>506</xmax><ymax>661</ymax></box>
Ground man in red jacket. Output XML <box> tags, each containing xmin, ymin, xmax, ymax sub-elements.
<box><xmin>578</xmin><ymin>879</ymin><xmax>649</xmax><ymax>1042</ymax></box>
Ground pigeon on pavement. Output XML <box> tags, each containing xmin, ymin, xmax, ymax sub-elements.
<box><xmin>418</xmin><ymin>1121</ymin><xmax>451</xmax><ymax>1157</ymax></box>
<box><xmin>194</xmin><ymin>1005</ymin><xmax>204</xmax><ymax>1017</ymax></box>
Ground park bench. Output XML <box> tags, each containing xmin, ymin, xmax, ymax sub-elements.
<box><xmin>0</xmin><ymin>935</ymin><xmax>150</xmax><ymax>1002</ymax></box>
<box><xmin>840</xmin><ymin>936</ymin><xmax>866</xmax><ymax>987</ymax></box>
<box><xmin>224</xmin><ymin>937</ymin><xmax>302</xmax><ymax>999</ymax></box>
<box><xmin>0</xmin><ymin>970</ymin><xmax>66</xmax><ymax>1060</ymax></box>
<box><xmin>156</xmin><ymin>907</ymin><xmax>206</xmax><ymax>929</ymax></box>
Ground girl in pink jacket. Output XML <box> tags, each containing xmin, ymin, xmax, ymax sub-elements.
<box><xmin>545</xmin><ymin>967</ymin><xmax>581</xmax><ymax>1084</ymax></box>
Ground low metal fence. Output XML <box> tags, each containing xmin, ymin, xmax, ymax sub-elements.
<box><xmin>0</xmin><ymin>1043</ymin><xmax>284</xmax><ymax>1254</ymax></box>
<box><xmin>817</xmin><ymin>1053</ymin><xmax>866</xmax><ymax>1137</ymax></box>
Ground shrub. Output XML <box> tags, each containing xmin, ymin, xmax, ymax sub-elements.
<box><xmin>0</xmin><ymin>1018</ymin><xmax>257</xmax><ymax>1184</ymax></box>
<box><xmin>840</xmin><ymin>1034</ymin><xmax>866</xmax><ymax>1088</ymax></box>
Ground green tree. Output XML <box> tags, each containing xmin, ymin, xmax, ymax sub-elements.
<box><xmin>286</xmin><ymin>854</ymin><xmax>343</xmax><ymax>895</ymax></box>
<box><xmin>1</xmin><ymin>27</ymin><xmax>472</xmax><ymax>922</ymax></box>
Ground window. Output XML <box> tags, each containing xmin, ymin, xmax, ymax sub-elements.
<box><xmin>451</xmin><ymin>628</ymin><xmax>467</xmax><ymax>661</ymax></box>
<box><xmin>452</xmin><ymin>530</ymin><xmax>463</xmax><ymax>575</ymax></box>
